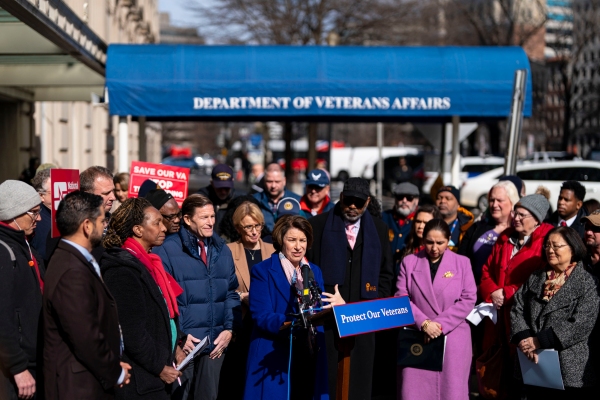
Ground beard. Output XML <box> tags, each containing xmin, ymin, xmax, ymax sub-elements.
<box><xmin>395</xmin><ymin>206</ymin><xmax>412</xmax><ymax>218</ymax></box>
<box><xmin>342</xmin><ymin>209</ymin><xmax>365</xmax><ymax>222</ymax></box>
<box><xmin>90</xmin><ymin>227</ymin><xmax>103</xmax><ymax>248</ymax></box>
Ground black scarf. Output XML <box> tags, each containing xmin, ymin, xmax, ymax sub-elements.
<box><xmin>320</xmin><ymin>204</ymin><xmax>382</xmax><ymax>299</ymax></box>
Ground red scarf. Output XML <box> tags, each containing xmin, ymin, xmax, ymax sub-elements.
<box><xmin>0</xmin><ymin>221</ymin><xmax>43</xmax><ymax>293</ymax></box>
<box><xmin>300</xmin><ymin>195</ymin><xmax>331</xmax><ymax>216</ymax></box>
<box><xmin>397</xmin><ymin>211</ymin><xmax>416</xmax><ymax>227</ymax></box>
<box><xmin>122</xmin><ymin>237</ymin><xmax>183</xmax><ymax>318</ymax></box>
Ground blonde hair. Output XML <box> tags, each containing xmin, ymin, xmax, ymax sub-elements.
<box><xmin>233</xmin><ymin>202</ymin><xmax>265</xmax><ymax>229</ymax></box>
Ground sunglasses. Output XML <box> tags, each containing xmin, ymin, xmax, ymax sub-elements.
<box><xmin>342</xmin><ymin>196</ymin><xmax>367</xmax><ymax>209</ymax></box>
<box><xmin>395</xmin><ymin>194</ymin><xmax>417</xmax><ymax>202</ymax></box>
<box><xmin>585</xmin><ymin>223</ymin><xmax>600</xmax><ymax>233</ymax></box>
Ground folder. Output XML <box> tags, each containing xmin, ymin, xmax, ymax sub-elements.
<box><xmin>397</xmin><ymin>328</ymin><xmax>446</xmax><ymax>372</ymax></box>
<box><xmin>517</xmin><ymin>349</ymin><xmax>564</xmax><ymax>390</ymax></box>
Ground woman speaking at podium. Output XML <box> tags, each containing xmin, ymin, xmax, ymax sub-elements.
<box><xmin>395</xmin><ymin>218</ymin><xmax>476</xmax><ymax>399</ymax></box>
<box><xmin>243</xmin><ymin>215</ymin><xmax>343</xmax><ymax>400</ymax></box>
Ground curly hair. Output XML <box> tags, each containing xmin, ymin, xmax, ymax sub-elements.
<box><xmin>103</xmin><ymin>197</ymin><xmax>153</xmax><ymax>248</ymax></box>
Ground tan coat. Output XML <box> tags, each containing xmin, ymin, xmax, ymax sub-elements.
<box><xmin>227</xmin><ymin>239</ymin><xmax>275</xmax><ymax>293</ymax></box>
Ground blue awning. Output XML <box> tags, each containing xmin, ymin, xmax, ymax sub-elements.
<box><xmin>106</xmin><ymin>45</ymin><xmax>532</xmax><ymax>120</ymax></box>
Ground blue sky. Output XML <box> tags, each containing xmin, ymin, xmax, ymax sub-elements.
<box><xmin>159</xmin><ymin>0</ymin><xmax>202</xmax><ymax>27</ymax></box>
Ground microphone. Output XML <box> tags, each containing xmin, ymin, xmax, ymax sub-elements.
<box><xmin>301</xmin><ymin>264</ymin><xmax>311</xmax><ymax>305</ymax></box>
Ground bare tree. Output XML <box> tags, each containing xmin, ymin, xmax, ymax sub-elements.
<box><xmin>448</xmin><ymin>0</ymin><xmax>547</xmax><ymax>48</ymax></box>
<box><xmin>443</xmin><ymin>0</ymin><xmax>549</xmax><ymax>154</ymax></box>
<box><xmin>192</xmin><ymin>0</ymin><xmax>420</xmax><ymax>45</ymax></box>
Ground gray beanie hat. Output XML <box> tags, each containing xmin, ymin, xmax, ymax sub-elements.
<box><xmin>514</xmin><ymin>194</ymin><xmax>549</xmax><ymax>223</ymax></box>
<box><xmin>0</xmin><ymin>180</ymin><xmax>42</xmax><ymax>221</ymax></box>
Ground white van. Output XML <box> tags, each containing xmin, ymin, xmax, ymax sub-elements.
<box><xmin>422</xmin><ymin>156</ymin><xmax>505</xmax><ymax>194</ymax></box>
<box><xmin>330</xmin><ymin>146</ymin><xmax>421</xmax><ymax>181</ymax></box>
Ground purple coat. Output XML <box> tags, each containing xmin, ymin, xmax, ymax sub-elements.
<box><xmin>395</xmin><ymin>249</ymin><xmax>476</xmax><ymax>400</ymax></box>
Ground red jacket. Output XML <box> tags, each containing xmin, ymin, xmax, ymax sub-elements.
<box><xmin>479</xmin><ymin>222</ymin><xmax>553</xmax><ymax>349</ymax></box>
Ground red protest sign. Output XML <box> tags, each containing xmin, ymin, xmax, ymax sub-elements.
<box><xmin>50</xmin><ymin>169</ymin><xmax>80</xmax><ymax>238</ymax></box>
<box><xmin>128</xmin><ymin>161</ymin><xmax>190</xmax><ymax>205</ymax></box>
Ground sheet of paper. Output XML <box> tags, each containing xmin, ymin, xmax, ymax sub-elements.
<box><xmin>176</xmin><ymin>336</ymin><xmax>209</xmax><ymax>371</ymax></box>
<box><xmin>466</xmin><ymin>302</ymin><xmax>497</xmax><ymax>326</ymax></box>
<box><xmin>517</xmin><ymin>349</ymin><xmax>564</xmax><ymax>390</ymax></box>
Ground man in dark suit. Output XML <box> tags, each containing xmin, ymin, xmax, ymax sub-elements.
<box><xmin>306</xmin><ymin>177</ymin><xmax>394</xmax><ymax>400</ymax></box>
<box><xmin>43</xmin><ymin>191</ymin><xmax>131</xmax><ymax>399</ymax></box>
<box><xmin>546</xmin><ymin>180</ymin><xmax>588</xmax><ymax>239</ymax></box>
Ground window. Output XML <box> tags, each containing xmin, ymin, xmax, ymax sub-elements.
<box><xmin>576</xmin><ymin>167</ymin><xmax>600</xmax><ymax>181</ymax></box>
<box><xmin>517</xmin><ymin>169</ymin><xmax>548</xmax><ymax>180</ymax></box>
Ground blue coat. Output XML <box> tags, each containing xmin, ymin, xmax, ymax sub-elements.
<box><xmin>382</xmin><ymin>209</ymin><xmax>413</xmax><ymax>273</ymax></box>
<box><xmin>253</xmin><ymin>190</ymin><xmax>302</xmax><ymax>231</ymax></box>
<box><xmin>243</xmin><ymin>253</ymin><xmax>329</xmax><ymax>400</ymax></box>
<box><xmin>153</xmin><ymin>227</ymin><xmax>239</xmax><ymax>354</ymax></box>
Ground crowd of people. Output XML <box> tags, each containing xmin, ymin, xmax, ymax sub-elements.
<box><xmin>1</xmin><ymin>159</ymin><xmax>600</xmax><ymax>400</ymax></box>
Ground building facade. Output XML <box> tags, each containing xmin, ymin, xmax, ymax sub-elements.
<box><xmin>0</xmin><ymin>0</ymin><xmax>161</xmax><ymax>182</ymax></box>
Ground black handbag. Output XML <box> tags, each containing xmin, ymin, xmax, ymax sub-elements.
<box><xmin>397</xmin><ymin>328</ymin><xmax>446</xmax><ymax>371</ymax></box>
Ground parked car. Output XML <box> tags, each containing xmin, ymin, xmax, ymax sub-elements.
<box><xmin>422</xmin><ymin>156</ymin><xmax>505</xmax><ymax>194</ymax></box>
<box><xmin>161</xmin><ymin>156</ymin><xmax>201</xmax><ymax>172</ymax></box>
<box><xmin>460</xmin><ymin>160</ymin><xmax>600</xmax><ymax>212</ymax></box>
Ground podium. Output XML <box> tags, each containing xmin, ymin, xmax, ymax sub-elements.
<box><xmin>292</xmin><ymin>296</ymin><xmax>415</xmax><ymax>400</ymax></box>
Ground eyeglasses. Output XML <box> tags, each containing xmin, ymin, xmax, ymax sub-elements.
<box><xmin>513</xmin><ymin>212</ymin><xmax>533</xmax><ymax>220</ymax></box>
<box><xmin>26</xmin><ymin>209</ymin><xmax>41</xmax><ymax>220</ymax></box>
<box><xmin>544</xmin><ymin>243</ymin><xmax>569</xmax><ymax>251</ymax></box>
<box><xmin>161</xmin><ymin>212</ymin><xmax>182</xmax><ymax>222</ymax></box>
<box><xmin>241</xmin><ymin>223</ymin><xmax>263</xmax><ymax>233</ymax></box>
<box><xmin>395</xmin><ymin>194</ymin><xmax>417</xmax><ymax>202</ymax></box>
<box><xmin>342</xmin><ymin>196</ymin><xmax>367</xmax><ymax>209</ymax></box>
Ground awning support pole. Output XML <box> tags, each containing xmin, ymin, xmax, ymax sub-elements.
<box><xmin>118</xmin><ymin>116</ymin><xmax>128</xmax><ymax>173</ymax></box>
<box><xmin>504</xmin><ymin>69</ymin><xmax>527</xmax><ymax>175</ymax></box>
<box><xmin>377</xmin><ymin>122</ymin><xmax>383</xmax><ymax>202</ymax></box>
<box><xmin>450</xmin><ymin>116</ymin><xmax>461</xmax><ymax>187</ymax></box>
<box><xmin>308</xmin><ymin>123</ymin><xmax>317</xmax><ymax>171</ymax></box>
<box><xmin>138</xmin><ymin>116</ymin><xmax>147</xmax><ymax>162</ymax></box>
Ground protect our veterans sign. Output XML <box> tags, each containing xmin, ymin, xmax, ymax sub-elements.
<box><xmin>333</xmin><ymin>296</ymin><xmax>415</xmax><ymax>338</ymax></box>
<box><xmin>50</xmin><ymin>169</ymin><xmax>80</xmax><ymax>238</ymax></box>
<box><xmin>128</xmin><ymin>161</ymin><xmax>190</xmax><ymax>205</ymax></box>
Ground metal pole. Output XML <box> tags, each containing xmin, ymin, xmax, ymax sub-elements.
<box><xmin>450</xmin><ymin>116</ymin><xmax>461</xmax><ymax>187</ymax></box>
<box><xmin>504</xmin><ymin>69</ymin><xmax>527</xmax><ymax>175</ymax></box>
<box><xmin>377</xmin><ymin>122</ymin><xmax>383</xmax><ymax>202</ymax></box>
<box><xmin>284</xmin><ymin>122</ymin><xmax>293</xmax><ymax>183</ymax></box>
<box><xmin>118</xmin><ymin>116</ymin><xmax>129</xmax><ymax>173</ymax></box>
<box><xmin>308</xmin><ymin>122</ymin><xmax>317</xmax><ymax>171</ymax></box>
<box><xmin>138</xmin><ymin>116</ymin><xmax>147</xmax><ymax>162</ymax></box>
<box><xmin>40</xmin><ymin>102</ymin><xmax>46</xmax><ymax>163</ymax></box>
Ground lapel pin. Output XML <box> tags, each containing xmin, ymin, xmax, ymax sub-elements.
<box><xmin>443</xmin><ymin>271</ymin><xmax>454</xmax><ymax>278</ymax></box>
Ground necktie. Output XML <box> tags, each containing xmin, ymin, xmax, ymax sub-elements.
<box><xmin>346</xmin><ymin>224</ymin><xmax>357</xmax><ymax>250</ymax></box>
<box><xmin>560</xmin><ymin>221</ymin><xmax>567</xmax><ymax>227</ymax></box>
<box><xmin>198</xmin><ymin>240</ymin><xmax>208</xmax><ymax>266</ymax></box>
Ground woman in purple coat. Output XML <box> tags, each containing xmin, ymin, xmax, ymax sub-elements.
<box><xmin>395</xmin><ymin>219</ymin><xmax>477</xmax><ymax>399</ymax></box>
